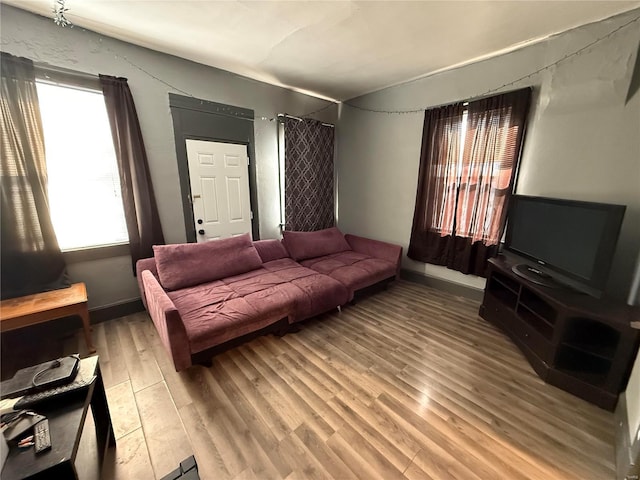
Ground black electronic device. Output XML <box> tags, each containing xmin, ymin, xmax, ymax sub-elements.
<box><xmin>13</xmin><ymin>375</ymin><xmax>96</xmax><ymax>410</ymax></box>
<box><xmin>0</xmin><ymin>355</ymin><xmax>80</xmax><ymax>399</ymax></box>
<box><xmin>31</xmin><ymin>355</ymin><xmax>80</xmax><ymax>390</ymax></box>
<box><xmin>503</xmin><ymin>195</ymin><xmax>626</xmax><ymax>298</ymax></box>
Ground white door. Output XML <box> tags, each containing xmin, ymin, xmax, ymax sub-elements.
<box><xmin>186</xmin><ymin>139</ymin><xmax>252</xmax><ymax>242</ymax></box>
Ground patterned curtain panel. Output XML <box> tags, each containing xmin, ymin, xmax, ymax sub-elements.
<box><xmin>284</xmin><ymin>117</ymin><xmax>335</xmax><ymax>231</ymax></box>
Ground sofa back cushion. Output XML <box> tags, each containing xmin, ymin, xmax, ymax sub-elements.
<box><xmin>153</xmin><ymin>233</ymin><xmax>263</xmax><ymax>290</ymax></box>
<box><xmin>282</xmin><ymin>227</ymin><xmax>351</xmax><ymax>261</ymax></box>
<box><xmin>253</xmin><ymin>239</ymin><xmax>290</xmax><ymax>263</ymax></box>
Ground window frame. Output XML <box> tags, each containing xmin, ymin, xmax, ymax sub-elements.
<box><xmin>430</xmin><ymin>105</ymin><xmax>522</xmax><ymax>244</ymax></box>
<box><xmin>34</xmin><ymin>66</ymin><xmax>130</xmax><ymax>263</ymax></box>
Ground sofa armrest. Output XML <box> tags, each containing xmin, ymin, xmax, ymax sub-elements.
<box><xmin>141</xmin><ymin>270</ymin><xmax>192</xmax><ymax>371</ymax></box>
<box><xmin>345</xmin><ymin>234</ymin><xmax>403</xmax><ymax>278</ymax></box>
<box><xmin>136</xmin><ymin>257</ymin><xmax>158</xmax><ymax>310</ymax></box>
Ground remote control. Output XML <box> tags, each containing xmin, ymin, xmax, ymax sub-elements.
<box><xmin>34</xmin><ymin>419</ymin><xmax>51</xmax><ymax>453</ymax></box>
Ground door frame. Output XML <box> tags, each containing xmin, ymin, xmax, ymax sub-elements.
<box><xmin>169</xmin><ymin>93</ymin><xmax>259</xmax><ymax>243</ymax></box>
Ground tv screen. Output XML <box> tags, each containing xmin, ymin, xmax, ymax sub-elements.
<box><xmin>504</xmin><ymin>195</ymin><xmax>625</xmax><ymax>297</ymax></box>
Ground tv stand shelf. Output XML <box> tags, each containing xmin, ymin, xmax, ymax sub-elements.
<box><xmin>480</xmin><ymin>256</ymin><xmax>639</xmax><ymax>410</ymax></box>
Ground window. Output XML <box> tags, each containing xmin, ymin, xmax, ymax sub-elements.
<box><xmin>408</xmin><ymin>88</ymin><xmax>531</xmax><ymax>275</ymax></box>
<box><xmin>36</xmin><ymin>81</ymin><xmax>128</xmax><ymax>251</ymax></box>
<box><xmin>435</xmin><ymin>108</ymin><xmax>518</xmax><ymax>243</ymax></box>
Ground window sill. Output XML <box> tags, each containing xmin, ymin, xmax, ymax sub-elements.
<box><xmin>62</xmin><ymin>243</ymin><xmax>130</xmax><ymax>264</ymax></box>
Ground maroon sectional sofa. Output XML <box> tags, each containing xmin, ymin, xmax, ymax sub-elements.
<box><xmin>136</xmin><ymin>227</ymin><xmax>402</xmax><ymax>371</ymax></box>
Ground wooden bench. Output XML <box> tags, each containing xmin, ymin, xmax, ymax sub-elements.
<box><xmin>0</xmin><ymin>282</ymin><xmax>96</xmax><ymax>353</ymax></box>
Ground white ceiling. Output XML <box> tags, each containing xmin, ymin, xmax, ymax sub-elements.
<box><xmin>6</xmin><ymin>1</ymin><xmax>640</xmax><ymax>100</ymax></box>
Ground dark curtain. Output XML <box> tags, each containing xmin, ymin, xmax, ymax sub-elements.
<box><xmin>408</xmin><ymin>88</ymin><xmax>531</xmax><ymax>276</ymax></box>
<box><xmin>0</xmin><ymin>52</ymin><xmax>69</xmax><ymax>299</ymax></box>
<box><xmin>284</xmin><ymin>117</ymin><xmax>335</xmax><ymax>231</ymax></box>
<box><xmin>99</xmin><ymin>75</ymin><xmax>164</xmax><ymax>271</ymax></box>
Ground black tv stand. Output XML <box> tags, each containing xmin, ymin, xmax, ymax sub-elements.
<box><xmin>480</xmin><ymin>256</ymin><xmax>640</xmax><ymax>410</ymax></box>
<box><xmin>511</xmin><ymin>263</ymin><xmax>561</xmax><ymax>288</ymax></box>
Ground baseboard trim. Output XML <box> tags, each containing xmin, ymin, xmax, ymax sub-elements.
<box><xmin>89</xmin><ymin>298</ymin><xmax>144</xmax><ymax>324</ymax></box>
<box><xmin>401</xmin><ymin>268</ymin><xmax>484</xmax><ymax>302</ymax></box>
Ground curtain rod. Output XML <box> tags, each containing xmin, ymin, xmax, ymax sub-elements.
<box><xmin>33</xmin><ymin>61</ymin><xmax>99</xmax><ymax>82</ymax></box>
<box><xmin>278</xmin><ymin>113</ymin><xmax>302</xmax><ymax>122</ymax></box>
<box><xmin>277</xmin><ymin>113</ymin><xmax>335</xmax><ymax>127</ymax></box>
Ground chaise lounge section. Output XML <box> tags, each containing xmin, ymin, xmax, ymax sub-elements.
<box><xmin>282</xmin><ymin>228</ymin><xmax>402</xmax><ymax>301</ymax></box>
<box><xmin>137</xmin><ymin>228</ymin><xmax>402</xmax><ymax>371</ymax></box>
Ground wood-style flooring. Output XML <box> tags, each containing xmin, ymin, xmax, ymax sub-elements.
<box><xmin>2</xmin><ymin>280</ymin><xmax>616</xmax><ymax>479</ymax></box>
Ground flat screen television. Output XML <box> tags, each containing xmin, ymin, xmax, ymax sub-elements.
<box><xmin>503</xmin><ymin>195</ymin><xmax>626</xmax><ymax>298</ymax></box>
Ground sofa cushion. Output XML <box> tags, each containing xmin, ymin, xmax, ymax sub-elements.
<box><xmin>223</xmin><ymin>268</ymin><xmax>290</xmax><ymax>297</ymax></box>
<box><xmin>153</xmin><ymin>234</ymin><xmax>263</xmax><ymax>291</ymax></box>
<box><xmin>167</xmin><ymin>266</ymin><xmax>299</xmax><ymax>353</ymax></box>
<box><xmin>171</xmin><ymin>284</ymin><xmax>297</xmax><ymax>354</ymax></box>
<box><xmin>253</xmin><ymin>239</ymin><xmax>290</xmax><ymax>263</ymax></box>
<box><xmin>300</xmin><ymin>251</ymin><xmax>397</xmax><ymax>297</ymax></box>
<box><xmin>282</xmin><ymin>227</ymin><xmax>351</xmax><ymax>261</ymax></box>
<box><xmin>262</xmin><ymin>258</ymin><xmax>349</xmax><ymax>322</ymax></box>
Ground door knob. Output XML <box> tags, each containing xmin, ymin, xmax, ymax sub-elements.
<box><xmin>198</xmin><ymin>229</ymin><xmax>205</xmax><ymax>235</ymax></box>
<box><xmin>197</xmin><ymin>219</ymin><xmax>203</xmax><ymax>224</ymax></box>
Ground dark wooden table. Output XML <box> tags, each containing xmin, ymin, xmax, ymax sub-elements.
<box><xmin>2</xmin><ymin>356</ymin><xmax>115</xmax><ymax>480</ymax></box>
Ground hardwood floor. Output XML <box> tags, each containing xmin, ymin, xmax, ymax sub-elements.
<box><xmin>2</xmin><ymin>280</ymin><xmax>616</xmax><ymax>479</ymax></box>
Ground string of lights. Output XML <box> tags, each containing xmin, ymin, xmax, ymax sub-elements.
<box><xmin>96</xmin><ymin>40</ymin><xmax>336</xmax><ymax>121</ymax></box>
<box><xmin>51</xmin><ymin>1</ymin><xmax>639</xmax><ymax>120</ymax></box>
<box><xmin>299</xmin><ymin>102</ymin><xmax>337</xmax><ymax>119</ymax></box>
<box><xmin>115</xmin><ymin>52</ymin><xmax>195</xmax><ymax>98</ymax></box>
<box><xmin>113</xmin><ymin>46</ymin><xmax>339</xmax><ymax>121</ymax></box>
<box><xmin>343</xmin><ymin>13</ymin><xmax>640</xmax><ymax>115</ymax></box>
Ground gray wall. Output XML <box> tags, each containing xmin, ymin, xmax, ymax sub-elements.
<box><xmin>0</xmin><ymin>5</ymin><xmax>336</xmax><ymax>309</ymax></box>
<box><xmin>337</xmin><ymin>9</ymin><xmax>640</xmax><ymax>299</ymax></box>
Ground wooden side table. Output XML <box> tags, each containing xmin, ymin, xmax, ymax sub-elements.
<box><xmin>0</xmin><ymin>283</ymin><xmax>96</xmax><ymax>353</ymax></box>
